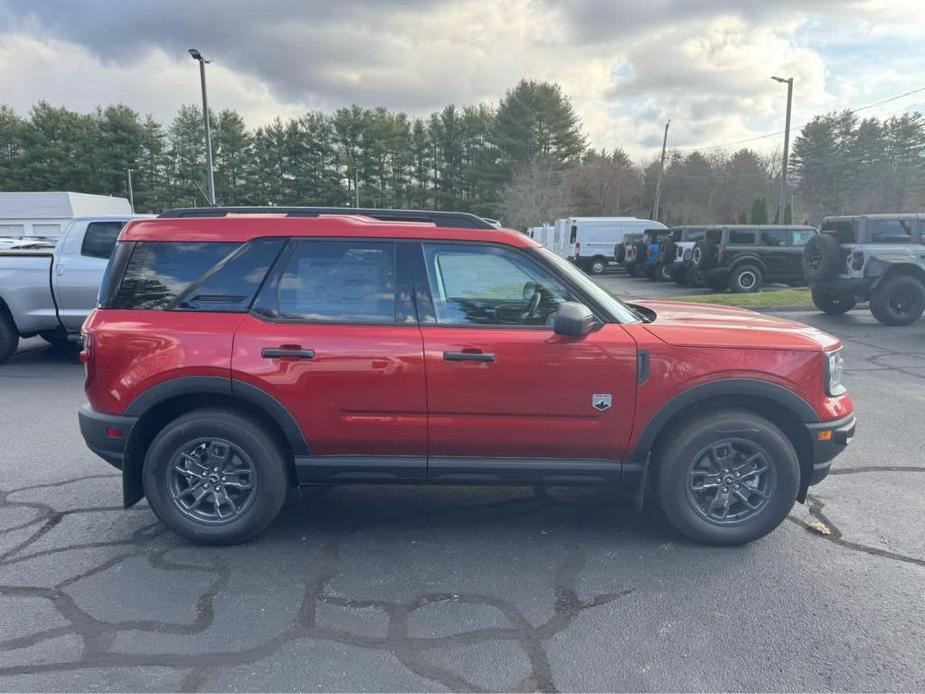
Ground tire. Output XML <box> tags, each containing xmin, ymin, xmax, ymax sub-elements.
<box><xmin>674</xmin><ymin>268</ymin><xmax>690</xmax><ymax>286</ymax></box>
<box><xmin>588</xmin><ymin>256</ymin><xmax>607</xmax><ymax>275</ymax></box>
<box><xmin>0</xmin><ymin>314</ymin><xmax>18</xmax><ymax>365</ymax></box>
<box><xmin>803</xmin><ymin>234</ymin><xmax>842</xmax><ymax>282</ymax></box>
<box><xmin>655</xmin><ymin>409</ymin><xmax>800</xmax><ymax>545</ymax></box>
<box><xmin>811</xmin><ymin>287</ymin><xmax>856</xmax><ymax>315</ymax></box>
<box><xmin>614</xmin><ymin>244</ymin><xmax>626</xmax><ymax>263</ymax></box>
<box><xmin>729</xmin><ymin>264</ymin><xmax>763</xmax><ymax>293</ymax></box>
<box><xmin>143</xmin><ymin>408</ymin><xmax>289</xmax><ymax>545</ymax></box>
<box><xmin>869</xmin><ymin>275</ymin><xmax>925</xmax><ymax>326</ymax></box>
<box><xmin>627</xmin><ymin>264</ymin><xmax>640</xmax><ymax>278</ymax></box>
<box><xmin>657</xmin><ymin>263</ymin><xmax>673</xmax><ymax>282</ymax></box>
<box><xmin>40</xmin><ymin>331</ymin><xmax>73</xmax><ymax>347</ymax></box>
<box><xmin>692</xmin><ymin>240</ymin><xmax>717</xmax><ymax>270</ymax></box>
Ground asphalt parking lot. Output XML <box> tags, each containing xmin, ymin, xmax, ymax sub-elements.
<box><xmin>1</xmin><ymin>273</ymin><xmax>924</xmax><ymax>692</ymax></box>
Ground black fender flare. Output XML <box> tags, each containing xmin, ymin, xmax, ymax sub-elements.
<box><xmin>630</xmin><ymin>378</ymin><xmax>818</xmax><ymax>463</ymax></box>
<box><xmin>124</xmin><ymin>376</ymin><xmax>309</xmax><ymax>456</ymax></box>
<box><xmin>728</xmin><ymin>255</ymin><xmax>767</xmax><ymax>274</ymax></box>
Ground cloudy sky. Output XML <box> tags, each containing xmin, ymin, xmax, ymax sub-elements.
<box><xmin>1</xmin><ymin>0</ymin><xmax>923</xmax><ymax>158</ymax></box>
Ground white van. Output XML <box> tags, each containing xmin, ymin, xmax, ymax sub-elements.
<box><xmin>562</xmin><ymin>217</ymin><xmax>668</xmax><ymax>274</ymax></box>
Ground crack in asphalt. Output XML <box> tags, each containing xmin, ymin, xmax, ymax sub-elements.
<box><xmin>0</xmin><ymin>476</ymin><xmax>635</xmax><ymax>692</ymax></box>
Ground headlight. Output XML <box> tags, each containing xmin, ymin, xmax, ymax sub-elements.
<box><xmin>825</xmin><ymin>349</ymin><xmax>846</xmax><ymax>396</ymax></box>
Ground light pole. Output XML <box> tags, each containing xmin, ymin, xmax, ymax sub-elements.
<box><xmin>652</xmin><ymin>119</ymin><xmax>670</xmax><ymax>221</ymax></box>
<box><xmin>188</xmin><ymin>48</ymin><xmax>216</xmax><ymax>206</ymax></box>
<box><xmin>772</xmin><ymin>76</ymin><xmax>793</xmax><ymax>223</ymax></box>
<box><xmin>126</xmin><ymin>168</ymin><xmax>134</xmax><ymax>212</ymax></box>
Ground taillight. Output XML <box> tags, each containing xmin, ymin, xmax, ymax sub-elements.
<box><xmin>850</xmin><ymin>250</ymin><xmax>864</xmax><ymax>271</ymax></box>
<box><xmin>80</xmin><ymin>332</ymin><xmax>93</xmax><ymax>384</ymax></box>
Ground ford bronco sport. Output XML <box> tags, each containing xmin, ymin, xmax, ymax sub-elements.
<box><xmin>804</xmin><ymin>214</ymin><xmax>925</xmax><ymax>326</ymax></box>
<box><xmin>691</xmin><ymin>225</ymin><xmax>818</xmax><ymax>292</ymax></box>
<box><xmin>79</xmin><ymin>212</ymin><xmax>855</xmax><ymax>546</ymax></box>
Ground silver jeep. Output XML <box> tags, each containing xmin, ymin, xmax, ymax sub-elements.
<box><xmin>803</xmin><ymin>214</ymin><xmax>925</xmax><ymax>325</ymax></box>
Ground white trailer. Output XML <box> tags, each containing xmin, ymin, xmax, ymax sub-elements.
<box><xmin>0</xmin><ymin>192</ymin><xmax>133</xmax><ymax>240</ymax></box>
<box><xmin>561</xmin><ymin>217</ymin><xmax>668</xmax><ymax>274</ymax></box>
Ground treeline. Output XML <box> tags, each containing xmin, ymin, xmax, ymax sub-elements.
<box><xmin>0</xmin><ymin>78</ymin><xmax>923</xmax><ymax>226</ymax></box>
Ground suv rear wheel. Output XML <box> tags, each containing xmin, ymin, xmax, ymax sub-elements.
<box><xmin>657</xmin><ymin>263</ymin><xmax>673</xmax><ymax>282</ymax></box>
<box><xmin>869</xmin><ymin>275</ymin><xmax>925</xmax><ymax>326</ymax></box>
<box><xmin>0</xmin><ymin>314</ymin><xmax>17</xmax><ymax>364</ymax></box>
<box><xmin>729</xmin><ymin>264</ymin><xmax>762</xmax><ymax>293</ymax></box>
<box><xmin>656</xmin><ymin>410</ymin><xmax>800</xmax><ymax>545</ymax></box>
<box><xmin>143</xmin><ymin>408</ymin><xmax>289</xmax><ymax>545</ymax></box>
<box><xmin>812</xmin><ymin>287</ymin><xmax>856</xmax><ymax>315</ymax></box>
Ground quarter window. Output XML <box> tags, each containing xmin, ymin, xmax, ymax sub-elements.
<box><xmin>269</xmin><ymin>240</ymin><xmax>398</xmax><ymax>324</ymax></box>
<box><xmin>81</xmin><ymin>221</ymin><xmax>125</xmax><ymax>260</ymax></box>
<box><xmin>728</xmin><ymin>230</ymin><xmax>757</xmax><ymax>245</ymax></box>
<box><xmin>422</xmin><ymin>243</ymin><xmax>572</xmax><ymax>327</ymax></box>
<box><xmin>868</xmin><ymin>219</ymin><xmax>913</xmax><ymax>244</ymax></box>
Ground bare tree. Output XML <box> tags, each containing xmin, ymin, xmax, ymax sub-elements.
<box><xmin>499</xmin><ymin>158</ymin><xmax>570</xmax><ymax>229</ymax></box>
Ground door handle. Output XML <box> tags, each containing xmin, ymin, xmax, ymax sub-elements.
<box><xmin>261</xmin><ymin>347</ymin><xmax>315</xmax><ymax>360</ymax></box>
<box><xmin>443</xmin><ymin>351</ymin><xmax>496</xmax><ymax>363</ymax></box>
<box><xmin>55</xmin><ymin>264</ymin><xmax>64</xmax><ymax>276</ymax></box>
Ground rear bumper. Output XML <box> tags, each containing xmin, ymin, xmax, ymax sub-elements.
<box><xmin>804</xmin><ymin>413</ymin><xmax>857</xmax><ymax>486</ymax></box>
<box><xmin>78</xmin><ymin>404</ymin><xmax>137</xmax><ymax>470</ymax></box>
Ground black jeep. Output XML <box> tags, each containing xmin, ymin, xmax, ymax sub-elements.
<box><xmin>690</xmin><ymin>225</ymin><xmax>818</xmax><ymax>292</ymax></box>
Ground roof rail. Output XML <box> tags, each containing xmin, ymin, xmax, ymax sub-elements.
<box><xmin>158</xmin><ymin>206</ymin><xmax>497</xmax><ymax>230</ymax></box>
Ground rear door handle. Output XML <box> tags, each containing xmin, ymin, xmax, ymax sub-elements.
<box><xmin>443</xmin><ymin>351</ymin><xmax>496</xmax><ymax>363</ymax></box>
<box><xmin>262</xmin><ymin>347</ymin><xmax>315</xmax><ymax>360</ymax></box>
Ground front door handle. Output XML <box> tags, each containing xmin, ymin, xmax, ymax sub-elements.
<box><xmin>443</xmin><ymin>351</ymin><xmax>496</xmax><ymax>363</ymax></box>
<box><xmin>262</xmin><ymin>347</ymin><xmax>315</xmax><ymax>360</ymax></box>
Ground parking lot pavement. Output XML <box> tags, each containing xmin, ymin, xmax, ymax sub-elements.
<box><xmin>1</xmin><ymin>307</ymin><xmax>924</xmax><ymax>692</ymax></box>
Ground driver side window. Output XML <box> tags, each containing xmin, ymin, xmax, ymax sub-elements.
<box><xmin>422</xmin><ymin>243</ymin><xmax>571</xmax><ymax>327</ymax></box>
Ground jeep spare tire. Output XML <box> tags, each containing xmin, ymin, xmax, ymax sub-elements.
<box><xmin>692</xmin><ymin>239</ymin><xmax>717</xmax><ymax>270</ymax></box>
<box><xmin>803</xmin><ymin>234</ymin><xmax>842</xmax><ymax>282</ymax></box>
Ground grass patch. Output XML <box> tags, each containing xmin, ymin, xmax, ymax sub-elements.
<box><xmin>666</xmin><ymin>287</ymin><xmax>813</xmax><ymax>309</ymax></box>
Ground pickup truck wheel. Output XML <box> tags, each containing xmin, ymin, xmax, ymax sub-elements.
<box><xmin>869</xmin><ymin>275</ymin><xmax>925</xmax><ymax>326</ymax></box>
<box><xmin>812</xmin><ymin>287</ymin><xmax>856</xmax><ymax>315</ymax></box>
<box><xmin>0</xmin><ymin>315</ymin><xmax>18</xmax><ymax>364</ymax></box>
<box><xmin>143</xmin><ymin>408</ymin><xmax>289</xmax><ymax>545</ymax></box>
<box><xmin>656</xmin><ymin>410</ymin><xmax>799</xmax><ymax>545</ymax></box>
<box><xmin>729</xmin><ymin>264</ymin><xmax>762</xmax><ymax>293</ymax></box>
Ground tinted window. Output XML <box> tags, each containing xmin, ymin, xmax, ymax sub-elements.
<box><xmin>81</xmin><ymin>222</ymin><xmax>125</xmax><ymax>260</ymax></box>
<box><xmin>868</xmin><ymin>219</ymin><xmax>913</xmax><ymax>244</ymax></box>
<box><xmin>682</xmin><ymin>229</ymin><xmax>706</xmax><ymax>241</ymax></box>
<box><xmin>759</xmin><ymin>228</ymin><xmax>788</xmax><ymax>246</ymax></box>
<box><xmin>569</xmin><ymin>225</ymin><xmax>578</xmax><ymax>243</ymax></box>
<box><xmin>268</xmin><ymin>240</ymin><xmax>397</xmax><ymax>324</ymax></box>
<box><xmin>792</xmin><ymin>229</ymin><xmax>817</xmax><ymax>246</ymax></box>
<box><xmin>729</xmin><ymin>229</ymin><xmax>756</xmax><ymax>245</ymax></box>
<box><xmin>821</xmin><ymin>220</ymin><xmax>857</xmax><ymax>244</ymax></box>
<box><xmin>706</xmin><ymin>229</ymin><xmax>722</xmax><ymax>243</ymax></box>
<box><xmin>111</xmin><ymin>239</ymin><xmax>285</xmax><ymax>312</ymax></box>
<box><xmin>423</xmin><ymin>244</ymin><xmax>573</xmax><ymax>327</ymax></box>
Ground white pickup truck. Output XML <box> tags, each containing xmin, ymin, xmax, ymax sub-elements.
<box><xmin>0</xmin><ymin>215</ymin><xmax>151</xmax><ymax>363</ymax></box>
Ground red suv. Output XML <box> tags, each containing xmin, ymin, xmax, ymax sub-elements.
<box><xmin>79</xmin><ymin>212</ymin><xmax>856</xmax><ymax>546</ymax></box>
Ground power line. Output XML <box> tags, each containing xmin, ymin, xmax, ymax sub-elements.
<box><xmin>674</xmin><ymin>85</ymin><xmax>925</xmax><ymax>153</ymax></box>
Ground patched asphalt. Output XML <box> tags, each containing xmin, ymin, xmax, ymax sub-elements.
<box><xmin>1</xmin><ymin>275</ymin><xmax>923</xmax><ymax>692</ymax></box>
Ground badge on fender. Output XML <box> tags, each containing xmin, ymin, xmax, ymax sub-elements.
<box><xmin>592</xmin><ymin>393</ymin><xmax>612</xmax><ymax>411</ymax></box>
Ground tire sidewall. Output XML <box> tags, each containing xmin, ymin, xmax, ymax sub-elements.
<box><xmin>143</xmin><ymin>410</ymin><xmax>288</xmax><ymax>545</ymax></box>
<box><xmin>731</xmin><ymin>265</ymin><xmax>762</xmax><ymax>293</ymax></box>
<box><xmin>656</xmin><ymin>411</ymin><xmax>800</xmax><ymax>545</ymax></box>
<box><xmin>870</xmin><ymin>276</ymin><xmax>925</xmax><ymax>326</ymax></box>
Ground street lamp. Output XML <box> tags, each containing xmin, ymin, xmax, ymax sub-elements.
<box><xmin>189</xmin><ymin>48</ymin><xmax>216</xmax><ymax>206</ymax></box>
<box><xmin>772</xmin><ymin>75</ymin><xmax>794</xmax><ymax>224</ymax></box>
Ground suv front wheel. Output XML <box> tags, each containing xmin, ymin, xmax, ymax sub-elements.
<box><xmin>812</xmin><ymin>287</ymin><xmax>856</xmax><ymax>315</ymax></box>
<box><xmin>655</xmin><ymin>410</ymin><xmax>800</xmax><ymax>545</ymax></box>
<box><xmin>729</xmin><ymin>264</ymin><xmax>763</xmax><ymax>293</ymax></box>
<box><xmin>869</xmin><ymin>275</ymin><xmax>925</xmax><ymax>326</ymax></box>
<box><xmin>143</xmin><ymin>408</ymin><xmax>289</xmax><ymax>545</ymax></box>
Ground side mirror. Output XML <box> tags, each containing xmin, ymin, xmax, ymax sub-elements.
<box><xmin>554</xmin><ymin>302</ymin><xmax>598</xmax><ymax>337</ymax></box>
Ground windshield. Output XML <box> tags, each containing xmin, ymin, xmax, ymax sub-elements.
<box><xmin>534</xmin><ymin>247</ymin><xmax>641</xmax><ymax>324</ymax></box>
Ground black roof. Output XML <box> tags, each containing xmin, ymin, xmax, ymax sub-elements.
<box><xmin>158</xmin><ymin>206</ymin><xmax>496</xmax><ymax>230</ymax></box>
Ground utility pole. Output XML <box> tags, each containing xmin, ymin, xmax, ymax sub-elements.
<box><xmin>772</xmin><ymin>76</ymin><xmax>794</xmax><ymax>223</ymax></box>
<box><xmin>126</xmin><ymin>169</ymin><xmax>134</xmax><ymax>212</ymax></box>
<box><xmin>188</xmin><ymin>49</ymin><xmax>216</xmax><ymax>206</ymax></box>
<box><xmin>354</xmin><ymin>170</ymin><xmax>360</xmax><ymax>208</ymax></box>
<box><xmin>652</xmin><ymin>119</ymin><xmax>670</xmax><ymax>221</ymax></box>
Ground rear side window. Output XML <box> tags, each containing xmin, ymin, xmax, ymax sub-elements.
<box><xmin>110</xmin><ymin>239</ymin><xmax>284</xmax><ymax>311</ymax></box>
<box><xmin>821</xmin><ymin>220</ymin><xmax>857</xmax><ymax>244</ymax></box>
<box><xmin>683</xmin><ymin>229</ymin><xmax>706</xmax><ymax>241</ymax></box>
<box><xmin>81</xmin><ymin>221</ymin><xmax>125</xmax><ymax>260</ymax></box>
<box><xmin>791</xmin><ymin>229</ymin><xmax>817</xmax><ymax>246</ymax></box>
<box><xmin>728</xmin><ymin>230</ymin><xmax>756</xmax><ymax>245</ymax></box>
<box><xmin>759</xmin><ymin>229</ymin><xmax>787</xmax><ymax>246</ymax></box>
<box><xmin>868</xmin><ymin>219</ymin><xmax>913</xmax><ymax>244</ymax></box>
<box><xmin>706</xmin><ymin>229</ymin><xmax>722</xmax><ymax>243</ymax></box>
<box><xmin>258</xmin><ymin>240</ymin><xmax>399</xmax><ymax>324</ymax></box>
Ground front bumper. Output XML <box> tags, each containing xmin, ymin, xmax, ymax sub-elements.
<box><xmin>78</xmin><ymin>404</ymin><xmax>138</xmax><ymax>470</ymax></box>
<box><xmin>804</xmin><ymin>413</ymin><xmax>857</xmax><ymax>486</ymax></box>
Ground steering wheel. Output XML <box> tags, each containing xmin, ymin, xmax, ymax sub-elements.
<box><xmin>519</xmin><ymin>281</ymin><xmax>542</xmax><ymax>321</ymax></box>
